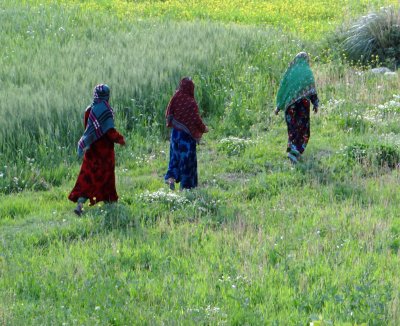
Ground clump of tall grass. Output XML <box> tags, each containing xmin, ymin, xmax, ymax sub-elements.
<box><xmin>344</xmin><ymin>142</ymin><xmax>400</xmax><ymax>169</ymax></box>
<box><xmin>341</xmin><ymin>6</ymin><xmax>400</xmax><ymax>68</ymax></box>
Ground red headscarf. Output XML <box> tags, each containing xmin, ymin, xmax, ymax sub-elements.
<box><xmin>165</xmin><ymin>78</ymin><xmax>206</xmax><ymax>142</ymax></box>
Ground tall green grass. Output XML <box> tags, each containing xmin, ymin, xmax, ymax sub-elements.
<box><xmin>0</xmin><ymin>2</ymin><xmax>305</xmax><ymax>193</ymax></box>
<box><xmin>1</xmin><ymin>0</ymin><xmax>400</xmax><ymax>325</ymax></box>
<box><xmin>1</xmin><ymin>1</ymin><xmax>398</xmax><ymax>194</ymax></box>
<box><xmin>12</xmin><ymin>0</ymin><xmax>399</xmax><ymax>40</ymax></box>
<box><xmin>341</xmin><ymin>6</ymin><xmax>400</xmax><ymax>67</ymax></box>
<box><xmin>2</xmin><ymin>151</ymin><xmax>400</xmax><ymax>324</ymax></box>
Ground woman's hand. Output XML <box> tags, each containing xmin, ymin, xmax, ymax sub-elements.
<box><xmin>274</xmin><ymin>108</ymin><xmax>280</xmax><ymax>115</ymax></box>
<box><xmin>313</xmin><ymin>106</ymin><xmax>318</xmax><ymax>113</ymax></box>
<box><xmin>204</xmin><ymin>126</ymin><xmax>209</xmax><ymax>133</ymax></box>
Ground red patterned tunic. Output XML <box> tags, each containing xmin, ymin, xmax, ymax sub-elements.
<box><xmin>68</xmin><ymin>108</ymin><xmax>125</xmax><ymax>205</ymax></box>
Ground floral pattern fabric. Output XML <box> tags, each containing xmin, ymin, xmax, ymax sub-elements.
<box><xmin>285</xmin><ymin>97</ymin><xmax>317</xmax><ymax>155</ymax></box>
<box><xmin>165</xmin><ymin>78</ymin><xmax>207</xmax><ymax>142</ymax></box>
<box><xmin>164</xmin><ymin>129</ymin><xmax>198</xmax><ymax>189</ymax></box>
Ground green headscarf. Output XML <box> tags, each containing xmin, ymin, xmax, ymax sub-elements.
<box><xmin>276</xmin><ymin>52</ymin><xmax>317</xmax><ymax>112</ymax></box>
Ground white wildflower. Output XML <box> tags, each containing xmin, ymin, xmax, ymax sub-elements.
<box><xmin>139</xmin><ymin>188</ymin><xmax>189</xmax><ymax>209</ymax></box>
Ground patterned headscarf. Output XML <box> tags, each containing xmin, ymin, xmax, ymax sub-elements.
<box><xmin>177</xmin><ymin>77</ymin><xmax>194</xmax><ymax>97</ymax></box>
<box><xmin>165</xmin><ymin>77</ymin><xmax>206</xmax><ymax>142</ymax></box>
<box><xmin>276</xmin><ymin>52</ymin><xmax>317</xmax><ymax>112</ymax></box>
<box><xmin>93</xmin><ymin>83</ymin><xmax>110</xmax><ymax>103</ymax></box>
<box><xmin>77</xmin><ymin>84</ymin><xmax>115</xmax><ymax>157</ymax></box>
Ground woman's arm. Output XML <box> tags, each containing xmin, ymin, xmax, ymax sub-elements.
<box><xmin>84</xmin><ymin>106</ymin><xmax>91</xmax><ymax>128</ymax></box>
<box><xmin>310</xmin><ymin>94</ymin><xmax>319</xmax><ymax>112</ymax></box>
<box><xmin>106</xmin><ymin>128</ymin><xmax>126</xmax><ymax>145</ymax></box>
<box><xmin>192</xmin><ymin>105</ymin><xmax>207</xmax><ymax>133</ymax></box>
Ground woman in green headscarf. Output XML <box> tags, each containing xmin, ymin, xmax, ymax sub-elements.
<box><xmin>275</xmin><ymin>52</ymin><xmax>319</xmax><ymax>164</ymax></box>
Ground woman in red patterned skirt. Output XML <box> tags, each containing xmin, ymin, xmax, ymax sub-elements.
<box><xmin>68</xmin><ymin>84</ymin><xmax>125</xmax><ymax>215</ymax></box>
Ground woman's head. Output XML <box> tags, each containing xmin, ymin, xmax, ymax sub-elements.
<box><xmin>178</xmin><ymin>77</ymin><xmax>194</xmax><ymax>97</ymax></box>
<box><xmin>93</xmin><ymin>84</ymin><xmax>110</xmax><ymax>102</ymax></box>
<box><xmin>294</xmin><ymin>52</ymin><xmax>310</xmax><ymax>63</ymax></box>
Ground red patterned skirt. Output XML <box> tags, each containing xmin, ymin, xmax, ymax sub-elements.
<box><xmin>285</xmin><ymin>98</ymin><xmax>311</xmax><ymax>154</ymax></box>
<box><xmin>68</xmin><ymin>136</ymin><xmax>118</xmax><ymax>205</ymax></box>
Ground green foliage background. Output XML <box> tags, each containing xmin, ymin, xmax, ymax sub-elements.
<box><xmin>0</xmin><ymin>0</ymin><xmax>400</xmax><ymax>324</ymax></box>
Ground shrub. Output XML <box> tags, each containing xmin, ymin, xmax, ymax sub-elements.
<box><xmin>375</xmin><ymin>144</ymin><xmax>400</xmax><ymax>168</ymax></box>
<box><xmin>345</xmin><ymin>143</ymin><xmax>369</xmax><ymax>163</ymax></box>
<box><xmin>217</xmin><ymin>137</ymin><xmax>253</xmax><ymax>156</ymax></box>
<box><xmin>345</xmin><ymin>142</ymin><xmax>400</xmax><ymax>168</ymax></box>
<box><xmin>341</xmin><ymin>6</ymin><xmax>400</xmax><ymax>68</ymax></box>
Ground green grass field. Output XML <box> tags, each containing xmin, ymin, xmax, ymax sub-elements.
<box><xmin>1</xmin><ymin>0</ymin><xmax>400</xmax><ymax>324</ymax></box>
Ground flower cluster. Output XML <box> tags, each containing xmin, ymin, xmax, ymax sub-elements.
<box><xmin>376</xmin><ymin>95</ymin><xmax>400</xmax><ymax>112</ymax></box>
<box><xmin>363</xmin><ymin>94</ymin><xmax>400</xmax><ymax>124</ymax></box>
<box><xmin>186</xmin><ymin>305</ymin><xmax>227</xmax><ymax>323</ymax></box>
<box><xmin>129</xmin><ymin>153</ymin><xmax>157</xmax><ymax>167</ymax></box>
<box><xmin>139</xmin><ymin>188</ymin><xmax>190</xmax><ymax>209</ymax></box>
<box><xmin>218</xmin><ymin>274</ymin><xmax>252</xmax><ymax>288</ymax></box>
<box><xmin>381</xmin><ymin>132</ymin><xmax>400</xmax><ymax>147</ymax></box>
<box><xmin>323</xmin><ymin>98</ymin><xmax>345</xmax><ymax>111</ymax></box>
<box><xmin>218</xmin><ymin>137</ymin><xmax>253</xmax><ymax>156</ymax></box>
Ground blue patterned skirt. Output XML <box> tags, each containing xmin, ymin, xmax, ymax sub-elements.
<box><xmin>165</xmin><ymin>129</ymin><xmax>198</xmax><ymax>189</ymax></box>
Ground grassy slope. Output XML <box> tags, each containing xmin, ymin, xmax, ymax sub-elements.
<box><xmin>1</xmin><ymin>1</ymin><xmax>400</xmax><ymax>325</ymax></box>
